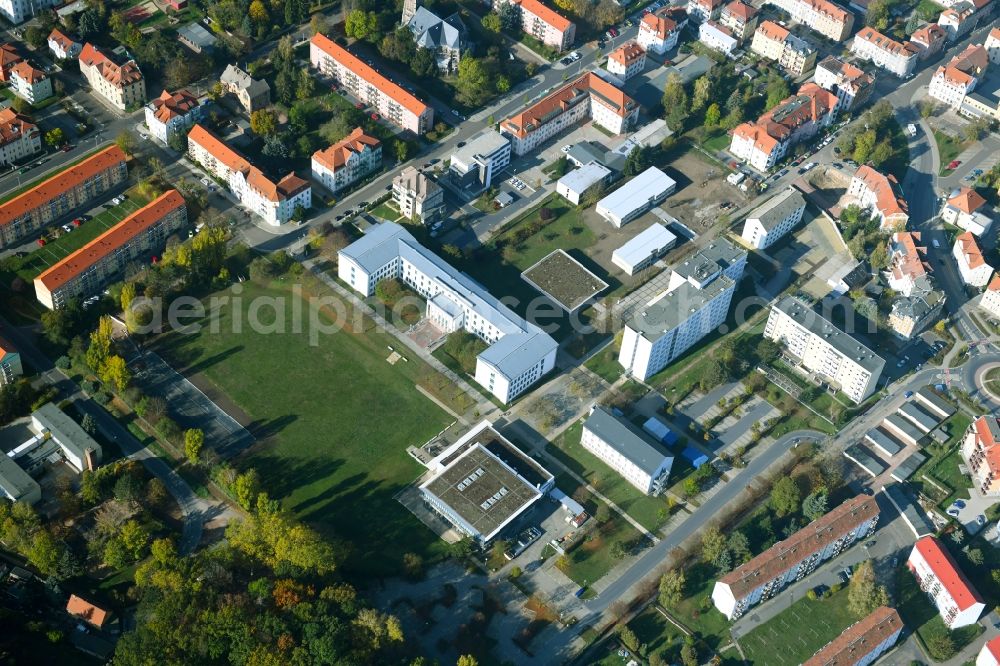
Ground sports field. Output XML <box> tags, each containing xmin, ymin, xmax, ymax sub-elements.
<box><xmin>158</xmin><ymin>277</ymin><xmax>460</xmax><ymax>575</ymax></box>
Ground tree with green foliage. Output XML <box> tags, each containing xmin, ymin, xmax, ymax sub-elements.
<box><xmin>847</xmin><ymin>560</ymin><xmax>889</xmax><ymax>617</ymax></box>
<box><xmin>701</xmin><ymin>525</ymin><xmax>728</xmax><ymax>563</ymax></box>
<box><xmin>658</xmin><ymin>569</ymin><xmax>686</xmax><ymax>606</ymax></box>
<box><xmin>456</xmin><ymin>57</ymin><xmax>491</xmax><ymax>107</ymax></box>
<box><xmin>704</xmin><ymin>103</ymin><xmax>721</xmax><ymax>128</ymax></box>
<box><xmin>344</xmin><ymin>9</ymin><xmax>378</xmax><ymax>41</ymax></box>
<box><xmin>662</xmin><ymin>74</ymin><xmax>689</xmax><ymax>132</ymax></box>
<box><xmin>44</xmin><ymin>128</ymin><xmax>65</xmax><ymax>148</ymax></box>
<box><xmin>770</xmin><ymin>476</ymin><xmax>801</xmax><ymax>517</ymax></box>
<box><xmin>802</xmin><ymin>490</ymin><xmax>828</xmax><ymax>521</ymax></box>
<box><xmin>481</xmin><ymin>12</ymin><xmax>501</xmax><ymax>32</ymax></box>
<box><xmin>623</xmin><ymin>145</ymin><xmax>651</xmax><ymax>177</ymax></box>
<box><xmin>765</xmin><ymin>74</ymin><xmax>790</xmax><ymax>111</ymax></box>
<box><xmin>619</xmin><ymin>625</ymin><xmax>639</xmax><ymax>652</ymax></box>
<box><xmin>866</xmin><ymin>0</ymin><xmax>890</xmax><ymax>29</ymax></box>
<box><xmin>184</xmin><ymin>428</ymin><xmax>204</xmax><ymax>464</ymax></box>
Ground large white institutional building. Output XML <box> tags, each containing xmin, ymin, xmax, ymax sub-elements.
<box><xmin>619</xmin><ymin>238</ymin><xmax>746</xmax><ymax>380</ymax></box>
<box><xmin>338</xmin><ymin>222</ymin><xmax>557</xmax><ymax>403</ymax></box>
<box><xmin>581</xmin><ymin>405</ymin><xmax>673</xmax><ymax>495</ymax></box>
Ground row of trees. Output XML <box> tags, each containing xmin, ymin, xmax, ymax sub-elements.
<box><xmin>661</xmin><ymin>61</ymin><xmax>786</xmax><ymax>134</ymax></box>
<box><xmin>836</xmin><ymin>101</ymin><xmax>907</xmax><ymax>177</ymax></box>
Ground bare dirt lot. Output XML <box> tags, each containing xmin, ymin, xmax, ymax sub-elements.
<box><xmin>661</xmin><ymin>147</ymin><xmax>744</xmax><ymax>233</ymax></box>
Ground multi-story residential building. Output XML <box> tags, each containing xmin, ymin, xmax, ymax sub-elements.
<box><xmin>638</xmin><ymin>6</ymin><xmax>688</xmax><ymax>54</ymax></box>
<box><xmin>500</xmin><ymin>73</ymin><xmax>638</xmax><ymax>155</ymax></box>
<box><xmin>188</xmin><ymin>124</ymin><xmax>311</xmax><ymax>226</ymax></box>
<box><xmin>0</xmin><ymin>107</ymin><xmax>41</xmax><ymax>167</ymax></box>
<box><xmin>0</xmin><ymin>335</ymin><xmax>23</xmax><ymax>386</ymax></box>
<box><xmin>79</xmin><ymin>43</ymin><xmax>146</xmax><ymax>112</ymax></box>
<box><xmin>764</xmin><ymin>296</ymin><xmax>884</xmax><ymax>403</ymax></box>
<box><xmin>619</xmin><ymin>238</ymin><xmax>746</xmax><ymax>380</ymax></box>
<box><xmin>928</xmin><ymin>44</ymin><xmax>989</xmax><ymax>109</ymax></box>
<box><xmin>885</xmin><ymin>232</ymin><xmax>931</xmax><ymax>297</ymax></box>
<box><xmin>34</xmin><ymin>191</ymin><xmax>187</xmax><ymax>310</ymax></box>
<box><xmin>908</xmin><ymin>536</ymin><xmax>986</xmax><ymax>628</ymax></box>
<box><xmin>700</xmin><ymin>20</ymin><xmax>739</xmax><ymax>55</ymax></box>
<box><xmin>942</xmin><ymin>186</ymin><xmax>992</xmax><ymax>236</ymax></box>
<box><xmin>688</xmin><ymin>0</ymin><xmax>724</xmax><ymax>23</ymax></box>
<box><xmin>493</xmin><ymin>0</ymin><xmax>576</xmax><ymax>51</ymax></box>
<box><xmin>0</xmin><ymin>145</ymin><xmax>126</xmax><ymax>250</ymax></box>
<box><xmin>740</xmin><ymin>187</ymin><xmax>807</xmax><ymax>249</ymax></box>
<box><xmin>581</xmin><ymin>405</ymin><xmax>673</xmax><ymax>495</ymax></box>
<box><xmin>9</xmin><ymin>61</ymin><xmax>52</xmax><ymax>105</ymax></box>
<box><xmin>851</xmin><ymin>27</ymin><xmax>919</xmax><ymax>77</ymax></box>
<box><xmin>220</xmin><ymin>64</ymin><xmax>271</xmax><ymax>113</ymax></box>
<box><xmin>978</xmin><ymin>636</ymin><xmax>1000</xmax><ymax>666</ymax></box>
<box><xmin>144</xmin><ymin>89</ymin><xmax>203</xmax><ymax>146</ymax></box>
<box><xmin>339</xmin><ymin>222</ymin><xmax>557</xmax><ymax>403</ymax></box>
<box><xmin>909</xmin><ymin>23</ymin><xmax>948</xmax><ymax>61</ymax></box>
<box><xmin>803</xmin><ymin>607</ymin><xmax>903</xmax><ymax>666</ymax></box>
<box><xmin>889</xmin><ymin>288</ymin><xmax>945</xmax><ymax>340</ymax></box>
<box><xmin>404</xmin><ymin>4</ymin><xmax>468</xmax><ymax>73</ymax></box>
<box><xmin>763</xmin><ymin>0</ymin><xmax>854</xmax><ymax>41</ymax></box>
<box><xmin>310</xmin><ymin>34</ymin><xmax>434</xmax><ymax>135</ymax></box>
<box><xmin>607</xmin><ymin>41</ymin><xmax>646</xmax><ymax>80</ymax></box>
<box><xmin>713</xmin><ymin>494</ymin><xmax>880</xmax><ymax>619</ymax></box>
<box><xmin>983</xmin><ymin>274</ymin><xmax>1000</xmax><ymax>317</ymax></box>
<box><xmin>47</xmin><ymin>29</ymin><xmax>81</xmax><ymax>60</ymax></box>
<box><xmin>311</xmin><ymin>127</ymin><xmax>382</xmax><ymax>195</ymax></box>
<box><xmin>393</xmin><ymin>166</ymin><xmax>444</xmax><ymax>224</ymax></box>
<box><xmin>848</xmin><ymin>165</ymin><xmax>909</xmax><ymax>229</ymax></box>
<box><xmin>0</xmin><ymin>0</ymin><xmax>57</xmax><ymax>24</ymax></box>
<box><xmin>730</xmin><ymin>83</ymin><xmax>838</xmax><ymax>171</ymax></box>
<box><xmin>986</xmin><ymin>27</ymin><xmax>1000</xmax><ymax>65</ymax></box>
<box><xmin>813</xmin><ymin>55</ymin><xmax>876</xmax><ymax>111</ymax></box>
<box><xmin>938</xmin><ymin>2</ymin><xmax>977</xmax><ymax>41</ymax></box>
<box><xmin>0</xmin><ymin>43</ymin><xmax>21</xmax><ymax>83</ymax></box>
<box><xmin>751</xmin><ymin>21</ymin><xmax>818</xmax><ymax>76</ymax></box>
<box><xmin>961</xmin><ymin>415</ymin><xmax>1000</xmax><ymax>496</ymax></box>
<box><xmin>449</xmin><ymin>129</ymin><xmax>511</xmax><ymax>193</ymax></box>
<box><xmin>954</xmin><ymin>231</ymin><xmax>992</xmax><ymax>287</ymax></box>
<box><xmin>719</xmin><ymin>0</ymin><xmax>759</xmax><ymax>41</ymax></box>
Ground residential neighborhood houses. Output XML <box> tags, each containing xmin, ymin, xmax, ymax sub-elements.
<box><xmin>0</xmin><ymin>0</ymin><xmax>999</xmax><ymax>663</ymax></box>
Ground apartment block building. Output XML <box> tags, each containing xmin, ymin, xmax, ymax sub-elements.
<box><xmin>740</xmin><ymin>187</ymin><xmax>807</xmax><ymax>249</ymax></box>
<box><xmin>719</xmin><ymin>0</ymin><xmax>759</xmax><ymax>41</ymax></box>
<box><xmin>909</xmin><ymin>23</ymin><xmax>947</xmax><ymax>61</ymax></box>
<box><xmin>763</xmin><ymin>0</ymin><xmax>854</xmax><ymax>41</ymax></box>
<box><xmin>938</xmin><ymin>3</ymin><xmax>977</xmax><ymax>41</ymax></box>
<box><xmin>942</xmin><ymin>186</ymin><xmax>992</xmax><ymax>236</ymax></box>
<box><xmin>338</xmin><ymin>222</ymin><xmax>557</xmax><ymax>403</ymax></box>
<box><xmin>0</xmin><ymin>336</ymin><xmax>23</xmax><ymax>386</ymax></box>
<box><xmin>393</xmin><ymin>166</ymin><xmax>444</xmax><ymax>224</ymax></box>
<box><xmin>0</xmin><ymin>107</ymin><xmax>40</xmax><ymax>167</ymax></box>
<box><xmin>751</xmin><ymin>21</ymin><xmax>817</xmax><ymax>76</ymax></box>
<box><xmin>688</xmin><ymin>0</ymin><xmax>724</xmax><ymax>23</ymax></box>
<box><xmin>987</xmin><ymin>27</ymin><xmax>1000</xmax><ymax>65</ymax></box>
<box><xmin>638</xmin><ymin>6</ymin><xmax>687</xmax><ymax>54</ymax></box>
<box><xmin>851</xmin><ymin>27</ymin><xmax>919</xmax><ymax>77</ymax></box>
<box><xmin>981</xmin><ymin>275</ymin><xmax>1000</xmax><ymax>320</ymax></box>
<box><xmin>581</xmin><ymin>405</ymin><xmax>673</xmax><ymax>495</ymax></box>
<box><xmin>9</xmin><ymin>61</ymin><xmax>52</xmax><ymax>104</ymax></box>
<box><xmin>907</xmin><ymin>536</ymin><xmax>986</xmax><ymax>628</ymax></box>
<box><xmin>848</xmin><ymin>165</ymin><xmax>909</xmax><ymax>229</ymax></box>
<box><xmin>885</xmin><ymin>231</ymin><xmax>931</xmax><ymax>297</ymax></box>
<box><xmin>713</xmin><ymin>494</ymin><xmax>880</xmax><ymax>619</ymax></box>
<box><xmin>0</xmin><ymin>0</ymin><xmax>57</xmax><ymax>25</ymax></box>
<box><xmin>928</xmin><ymin>44</ymin><xmax>989</xmax><ymax>109</ymax></box>
<box><xmin>500</xmin><ymin>73</ymin><xmax>638</xmax><ymax>155</ymax></box>
<box><xmin>188</xmin><ymin>124</ymin><xmax>311</xmax><ymax>226</ymax></box>
<box><xmin>144</xmin><ymin>89</ymin><xmax>203</xmax><ymax>145</ymax></box>
<box><xmin>0</xmin><ymin>145</ymin><xmax>127</xmax><ymax>249</ymax></box>
<box><xmin>730</xmin><ymin>83</ymin><xmax>838</xmax><ymax>171</ymax></box>
<box><xmin>34</xmin><ymin>191</ymin><xmax>187</xmax><ymax>310</ymax></box>
<box><xmin>619</xmin><ymin>238</ymin><xmax>746</xmax><ymax>380</ymax></box>
<box><xmin>607</xmin><ymin>41</ymin><xmax>646</xmax><ymax>81</ymax></box>
<box><xmin>764</xmin><ymin>296</ymin><xmax>885</xmax><ymax>403</ymax></box>
<box><xmin>978</xmin><ymin>636</ymin><xmax>1000</xmax><ymax>666</ymax></box>
<box><xmin>79</xmin><ymin>43</ymin><xmax>146</xmax><ymax>112</ymax></box>
<box><xmin>700</xmin><ymin>20</ymin><xmax>739</xmax><ymax>55</ymax></box>
<box><xmin>310</xmin><ymin>33</ymin><xmax>433</xmax><ymax>135</ymax></box>
<box><xmin>311</xmin><ymin>127</ymin><xmax>382</xmax><ymax>195</ymax></box>
<box><xmin>492</xmin><ymin>0</ymin><xmax>576</xmax><ymax>51</ymax></box>
<box><xmin>961</xmin><ymin>415</ymin><xmax>1000</xmax><ymax>497</ymax></box>
<box><xmin>449</xmin><ymin>129</ymin><xmax>512</xmax><ymax>193</ymax></box>
<box><xmin>47</xmin><ymin>29</ymin><xmax>81</xmax><ymax>60</ymax></box>
<box><xmin>813</xmin><ymin>55</ymin><xmax>876</xmax><ymax>111</ymax></box>
<box><xmin>802</xmin><ymin>607</ymin><xmax>902</xmax><ymax>666</ymax></box>
<box><xmin>954</xmin><ymin>231</ymin><xmax>993</xmax><ymax>287</ymax></box>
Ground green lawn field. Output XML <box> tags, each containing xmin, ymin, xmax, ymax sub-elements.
<box><xmin>158</xmin><ymin>277</ymin><xmax>461</xmax><ymax>575</ymax></box>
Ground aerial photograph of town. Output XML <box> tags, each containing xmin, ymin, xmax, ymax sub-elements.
<box><xmin>0</xmin><ymin>0</ymin><xmax>999</xmax><ymax>662</ymax></box>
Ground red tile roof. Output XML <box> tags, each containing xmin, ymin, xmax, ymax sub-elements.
<box><xmin>803</xmin><ymin>607</ymin><xmax>901</xmax><ymax>666</ymax></box>
<box><xmin>610</xmin><ymin>41</ymin><xmax>645</xmax><ymax>66</ymax></box>
<box><xmin>990</xmin><ymin>274</ymin><xmax>1000</xmax><ymax>292</ymax></box>
<box><xmin>510</xmin><ymin>0</ymin><xmax>573</xmax><ymax>32</ymax></box>
<box><xmin>719</xmin><ymin>495</ymin><xmax>879</xmax><ymax>600</ymax></box>
<box><xmin>947</xmin><ymin>186</ymin><xmax>986</xmax><ymax>214</ymax></box>
<box><xmin>910</xmin><ymin>23</ymin><xmax>946</xmax><ymax>48</ymax></box>
<box><xmin>0</xmin><ymin>333</ymin><xmax>16</xmax><ymax>361</ymax></box>
<box><xmin>956</xmin><ymin>231</ymin><xmax>986</xmax><ymax>269</ymax></box>
<box><xmin>35</xmin><ymin>190</ymin><xmax>185</xmax><ymax>292</ymax></box>
<box><xmin>756</xmin><ymin>19</ymin><xmax>790</xmax><ymax>42</ymax></box>
<box><xmin>47</xmin><ymin>28</ymin><xmax>77</xmax><ymax>52</ymax></box>
<box><xmin>889</xmin><ymin>231</ymin><xmax>930</xmax><ymax>281</ymax></box>
<box><xmin>854</xmin><ymin>165</ymin><xmax>908</xmax><ymax>220</ymax></box>
<box><xmin>79</xmin><ymin>43</ymin><xmax>143</xmax><ymax>87</ymax></box>
<box><xmin>733</xmin><ymin>121</ymin><xmax>781</xmax><ymax>156</ymax></box>
<box><xmin>0</xmin><ymin>145</ymin><xmax>127</xmax><ymax>231</ymax></box>
<box><xmin>310</xmin><ymin>33</ymin><xmax>429</xmax><ymax>117</ymax></box>
<box><xmin>501</xmin><ymin>72</ymin><xmax>635</xmax><ymax>139</ymax></box>
<box><xmin>984</xmin><ymin>635</ymin><xmax>1000</xmax><ymax>661</ymax></box>
<box><xmin>149</xmin><ymin>89</ymin><xmax>199</xmax><ymax>123</ymax></box>
<box><xmin>971</xmin><ymin>415</ymin><xmax>1000</xmax><ymax>481</ymax></box>
<box><xmin>0</xmin><ymin>107</ymin><xmax>37</xmax><ymax>148</ymax></box>
<box><xmin>312</xmin><ymin>127</ymin><xmax>381</xmax><ymax>172</ymax></box>
<box><xmin>913</xmin><ymin>536</ymin><xmax>984</xmax><ymax>611</ymax></box>
<box><xmin>0</xmin><ymin>43</ymin><xmax>21</xmax><ymax>70</ymax></box>
<box><xmin>723</xmin><ymin>0</ymin><xmax>758</xmax><ymax>21</ymax></box>
<box><xmin>800</xmin><ymin>0</ymin><xmax>850</xmax><ymax>23</ymax></box>
<box><xmin>10</xmin><ymin>61</ymin><xmax>45</xmax><ymax>85</ymax></box>
<box><xmin>856</xmin><ymin>27</ymin><xmax>919</xmax><ymax>57</ymax></box>
<box><xmin>640</xmin><ymin>7</ymin><xmax>685</xmax><ymax>39</ymax></box>
<box><xmin>66</xmin><ymin>594</ymin><xmax>109</xmax><ymax>628</ymax></box>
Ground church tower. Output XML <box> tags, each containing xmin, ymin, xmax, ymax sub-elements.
<box><xmin>401</xmin><ymin>0</ymin><xmax>419</xmax><ymax>25</ymax></box>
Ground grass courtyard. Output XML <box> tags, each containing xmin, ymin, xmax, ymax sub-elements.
<box><xmin>738</xmin><ymin>586</ymin><xmax>859</xmax><ymax>665</ymax></box>
<box><xmin>157</xmin><ymin>277</ymin><xmax>467</xmax><ymax>575</ymax></box>
<box><xmin>934</xmin><ymin>131</ymin><xmax>970</xmax><ymax>176</ymax></box>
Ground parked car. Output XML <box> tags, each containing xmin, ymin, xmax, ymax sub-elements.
<box><xmin>954</xmin><ymin>499</ymin><xmax>966</xmax><ymax>508</ymax></box>
<box><xmin>904</xmin><ymin>390</ymin><xmax>913</xmax><ymax>398</ymax></box>
<box><xmin>947</xmin><ymin>160</ymin><xmax>961</xmax><ymax>169</ymax></box>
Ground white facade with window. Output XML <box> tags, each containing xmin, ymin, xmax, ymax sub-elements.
<box><xmin>908</xmin><ymin>536</ymin><xmax>985</xmax><ymax>629</ymax></box>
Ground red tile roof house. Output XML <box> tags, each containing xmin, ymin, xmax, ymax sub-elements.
<box><xmin>79</xmin><ymin>43</ymin><xmax>146</xmax><ymax>112</ymax></box>
<box><xmin>493</xmin><ymin>0</ymin><xmax>576</xmax><ymax>51</ymax></box>
<box><xmin>66</xmin><ymin>594</ymin><xmax>110</xmax><ymax>629</ymax></box>
<box><xmin>907</xmin><ymin>536</ymin><xmax>985</xmax><ymax>628</ymax></box>
<box><xmin>847</xmin><ymin>164</ymin><xmax>909</xmax><ymax>230</ymax></box>
<box><xmin>143</xmin><ymin>89</ymin><xmax>204</xmax><ymax>145</ymax></box>
<box><xmin>0</xmin><ymin>43</ymin><xmax>23</xmax><ymax>82</ymax></box>
<box><xmin>310</xmin><ymin>127</ymin><xmax>382</xmax><ymax>195</ymax></box>
<box><xmin>961</xmin><ymin>415</ymin><xmax>1000</xmax><ymax>498</ymax></box>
